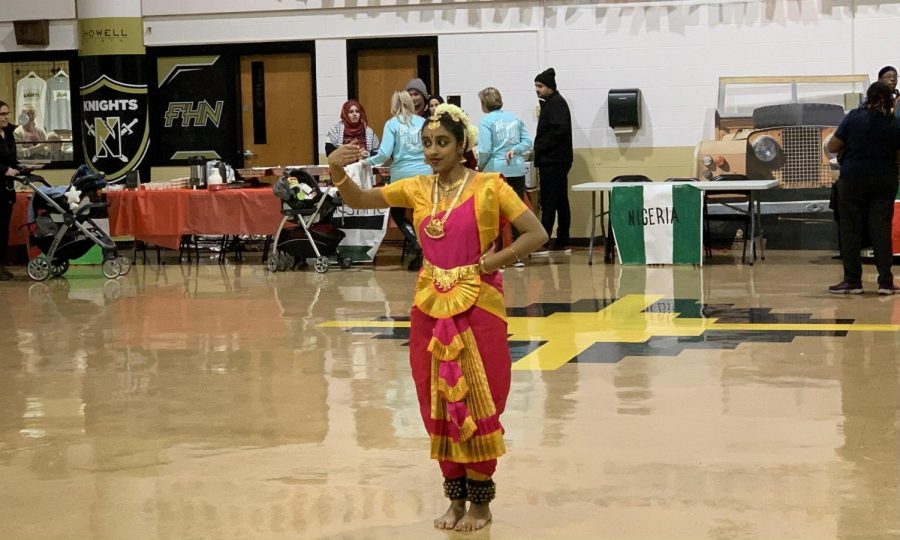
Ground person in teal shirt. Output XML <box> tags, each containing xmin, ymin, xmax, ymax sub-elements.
<box><xmin>366</xmin><ymin>91</ymin><xmax>431</xmax><ymax>270</ymax></box>
<box><xmin>477</xmin><ymin>87</ymin><xmax>532</xmax><ymax>262</ymax></box>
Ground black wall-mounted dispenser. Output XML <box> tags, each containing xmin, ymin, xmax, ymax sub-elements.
<box><xmin>608</xmin><ymin>88</ymin><xmax>641</xmax><ymax>131</ymax></box>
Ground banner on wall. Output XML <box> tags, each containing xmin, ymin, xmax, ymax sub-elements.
<box><xmin>611</xmin><ymin>184</ymin><xmax>703</xmax><ymax>265</ymax></box>
<box><xmin>80</xmin><ymin>74</ymin><xmax>150</xmax><ymax>180</ymax></box>
<box><xmin>156</xmin><ymin>55</ymin><xmax>236</xmax><ymax>162</ymax></box>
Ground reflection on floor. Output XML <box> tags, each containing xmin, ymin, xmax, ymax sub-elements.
<box><xmin>0</xmin><ymin>251</ymin><xmax>898</xmax><ymax>539</ymax></box>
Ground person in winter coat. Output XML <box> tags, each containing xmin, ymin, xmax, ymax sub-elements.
<box><xmin>532</xmin><ymin>68</ymin><xmax>573</xmax><ymax>254</ymax></box>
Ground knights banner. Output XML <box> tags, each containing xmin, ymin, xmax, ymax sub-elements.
<box><xmin>610</xmin><ymin>183</ymin><xmax>703</xmax><ymax>265</ymax></box>
<box><xmin>80</xmin><ymin>74</ymin><xmax>149</xmax><ymax>180</ymax></box>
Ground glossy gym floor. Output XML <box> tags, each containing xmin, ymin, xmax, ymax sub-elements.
<box><xmin>1</xmin><ymin>249</ymin><xmax>898</xmax><ymax>539</ymax></box>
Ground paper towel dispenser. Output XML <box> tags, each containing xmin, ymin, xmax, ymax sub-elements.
<box><xmin>608</xmin><ymin>88</ymin><xmax>641</xmax><ymax>132</ymax></box>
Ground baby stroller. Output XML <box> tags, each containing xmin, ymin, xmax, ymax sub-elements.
<box><xmin>19</xmin><ymin>165</ymin><xmax>132</xmax><ymax>281</ymax></box>
<box><xmin>269</xmin><ymin>169</ymin><xmax>352</xmax><ymax>273</ymax></box>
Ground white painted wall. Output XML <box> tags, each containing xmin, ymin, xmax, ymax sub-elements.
<box><xmin>0</xmin><ymin>0</ymin><xmax>77</xmax><ymax>52</ymax></box>
<box><xmin>136</xmin><ymin>0</ymin><xmax>900</xmax><ymax>156</ymax></box>
<box><xmin>0</xmin><ymin>0</ymin><xmax>76</xmax><ymax>22</ymax></box>
<box><xmin>315</xmin><ymin>39</ymin><xmax>348</xmax><ymax>154</ymax></box>
<box><xmin>0</xmin><ymin>21</ymin><xmax>78</xmax><ymax>52</ymax></box>
<box><xmin>77</xmin><ymin>0</ymin><xmax>142</xmax><ymax>19</ymax></box>
<box><xmin>141</xmin><ymin>0</ymin><xmax>504</xmax><ymax>17</ymax></box>
<box><xmin>7</xmin><ymin>0</ymin><xmax>900</xmax><ymax>163</ymax></box>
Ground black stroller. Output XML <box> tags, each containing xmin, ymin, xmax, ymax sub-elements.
<box><xmin>269</xmin><ymin>169</ymin><xmax>352</xmax><ymax>273</ymax></box>
<box><xmin>19</xmin><ymin>166</ymin><xmax>131</xmax><ymax>281</ymax></box>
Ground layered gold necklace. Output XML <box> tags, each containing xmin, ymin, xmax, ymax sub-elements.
<box><xmin>424</xmin><ymin>169</ymin><xmax>470</xmax><ymax>239</ymax></box>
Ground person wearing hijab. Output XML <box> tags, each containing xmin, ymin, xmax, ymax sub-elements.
<box><xmin>325</xmin><ymin>100</ymin><xmax>380</xmax><ymax>157</ymax></box>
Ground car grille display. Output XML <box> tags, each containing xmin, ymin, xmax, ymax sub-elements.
<box><xmin>775</xmin><ymin>126</ymin><xmax>831</xmax><ymax>188</ymax></box>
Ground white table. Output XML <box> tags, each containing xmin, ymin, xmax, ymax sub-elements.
<box><xmin>572</xmin><ymin>180</ymin><xmax>780</xmax><ymax>265</ymax></box>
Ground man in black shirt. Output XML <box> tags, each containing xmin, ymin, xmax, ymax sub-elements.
<box><xmin>532</xmin><ymin>68</ymin><xmax>573</xmax><ymax>253</ymax></box>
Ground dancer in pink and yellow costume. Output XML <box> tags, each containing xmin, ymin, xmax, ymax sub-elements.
<box><xmin>327</xmin><ymin>103</ymin><xmax>547</xmax><ymax>532</ymax></box>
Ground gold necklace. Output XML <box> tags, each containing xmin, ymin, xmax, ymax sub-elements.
<box><xmin>424</xmin><ymin>171</ymin><xmax>471</xmax><ymax>239</ymax></box>
<box><xmin>437</xmin><ymin>169</ymin><xmax>467</xmax><ymax>192</ymax></box>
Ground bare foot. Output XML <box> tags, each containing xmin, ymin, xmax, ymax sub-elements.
<box><xmin>454</xmin><ymin>502</ymin><xmax>492</xmax><ymax>532</ymax></box>
<box><xmin>434</xmin><ymin>500</ymin><xmax>466</xmax><ymax>529</ymax></box>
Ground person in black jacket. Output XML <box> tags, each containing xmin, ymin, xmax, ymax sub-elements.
<box><xmin>0</xmin><ymin>100</ymin><xmax>21</xmax><ymax>280</ymax></box>
<box><xmin>532</xmin><ymin>68</ymin><xmax>573</xmax><ymax>253</ymax></box>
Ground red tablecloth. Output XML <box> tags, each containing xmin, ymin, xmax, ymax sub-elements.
<box><xmin>107</xmin><ymin>188</ymin><xmax>282</xmax><ymax>250</ymax></box>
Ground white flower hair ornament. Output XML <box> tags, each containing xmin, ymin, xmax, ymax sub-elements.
<box><xmin>428</xmin><ymin>103</ymin><xmax>479</xmax><ymax>153</ymax></box>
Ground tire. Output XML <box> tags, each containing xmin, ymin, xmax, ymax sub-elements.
<box><xmin>27</xmin><ymin>256</ymin><xmax>50</xmax><ymax>281</ymax></box>
<box><xmin>116</xmin><ymin>256</ymin><xmax>132</xmax><ymax>276</ymax></box>
<box><xmin>752</xmin><ymin>103</ymin><xmax>845</xmax><ymax>129</ymax></box>
<box><xmin>313</xmin><ymin>256</ymin><xmax>330</xmax><ymax>274</ymax></box>
<box><xmin>50</xmin><ymin>260</ymin><xmax>69</xmax><ymax>277</ymax></box>
<box><xmin>340</xmin><ymin>257</ymin><xmax>353</xmax><ymax>270</ymax></box>
<box><xmin>102</xmin><ymin>258</ymin><xmax>121</xmax><ymax>279</ymax></box>
<box><xmin>266</xmin><ymin>254</ymin><xmax>280</xmax><ymax>272</ymax></box>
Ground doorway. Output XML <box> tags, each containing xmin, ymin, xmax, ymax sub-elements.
<box><xmin>349</xmin><ymin>38</ymin><xmax>438</xmax><ymax>136</ymax></box>
<box><xmin>239</xmin><ymin>53</ymin><xmax>315</xmax><ymax>166</ymax></box>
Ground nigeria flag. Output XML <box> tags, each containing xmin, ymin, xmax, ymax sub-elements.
<box><xmin>610</xmin><ymin>183</ymin><xmax>703</xmax><ymax>265</ymax></box>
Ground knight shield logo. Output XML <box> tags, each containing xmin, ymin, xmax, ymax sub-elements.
<box><xmin>80</xmin><ymin>75</ymin><xmax>149</xmax><ymax>179</ymax></box>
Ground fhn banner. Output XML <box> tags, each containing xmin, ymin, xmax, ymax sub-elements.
<box><xmin>80</xmin><ymin>75</ymin><xmax>149</xmax><ymax>180</ymax></box>
<box><xmin>610</xmin><ymin>183</ymin><xmax>703</xmax><ymax>265</ymax></box>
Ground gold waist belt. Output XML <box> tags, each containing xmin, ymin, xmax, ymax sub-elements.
<box><xmin>422</xmin><ymin>260</ymin><xmax>479</xmax><ymax>292</ymax></box>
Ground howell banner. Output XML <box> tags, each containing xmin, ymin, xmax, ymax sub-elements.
<box><xmin>80</xmin><ymin>75</ymin><xmax>150</xmax><ymax>180</ymax></box>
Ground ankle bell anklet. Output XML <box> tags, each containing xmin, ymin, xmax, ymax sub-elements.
<box><xmin>443</xmin><ymin>477</ymin><xmax>467</xmax><ymax>500</ymax></box>
<box><xmin>466</xmin><ymin>478</ymin><xmax>496</xmax><ymax>504</ymax></box>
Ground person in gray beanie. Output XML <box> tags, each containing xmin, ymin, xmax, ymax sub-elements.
<box><xmin>532</xmin><ymin>67</ymin><xmax>573</xmax><ymax>254</ymax></box>
<box><xmin>405</xmin><ymin>78</ymin><xmax>429</xmax><ymax>118</ymax></box>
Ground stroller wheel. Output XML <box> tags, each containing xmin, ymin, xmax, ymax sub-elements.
<box><xmin>340</xmin><ymin>257</ymin><xmax>353</xmax><ymax>270</ymax></box>
<box><xmin>51</xmin><ymin>260</ymin><xmax>69</xmax><ymax>277</ymax></box>
<box><xmin>266</xmin><ymin>255</ymin><xmax>280</xmax><ymax>272</ymax></box>
<box><xmin>27</xmin><ymin>256</ymin><xmax>51</xmax><ymax>281</ymax></box>
<box><xmin>313</xmin><ymin>256</ymin><xmax>330</xmax><ymax>274</ymax></box>
<box><xmin>102</xmin><ymin>258</ymin><xmax>121</xmax><ymax>279</ymax></box>
<box><xmin>116</xmin><ymin>256</ymin><xmax>132</xmax><ymax>276</ymax></box>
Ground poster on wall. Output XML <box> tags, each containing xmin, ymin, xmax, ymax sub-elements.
<box><xmin>80</xmin><ymin>74</ymin><xmax>150</xmax><ymax>180</ymax></box>
<box><xmin>156</xmin><ymin>55</ymin><xmax>235</xmax><ymax>163</ymax></box>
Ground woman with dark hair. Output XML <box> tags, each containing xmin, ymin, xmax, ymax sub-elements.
<box><xmin>0</xmin><ymin>100</ymin><xmax>21</xmax><ymax>280</ymax></box>
<box><xmin>827</xmin><ymin>82</ymin><xmax>900</xmax><ymax>295</ymax></box>
<box><xmin>428</xmin><ymin>95</ymin><xmax>444</xmax><ymax>116</ymax></box>
<box><xmin>324</xmin><ymin>100</ymin><xmax>379</xmax><ymax>157</ymax></box>
<box><xmin>327</xmin><ymin>103</ymin><xmax>547</xmax><ymax>532</ymax></box>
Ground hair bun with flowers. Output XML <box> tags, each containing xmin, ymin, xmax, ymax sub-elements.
<box><xmin>429</xmin><ymin>103</ymin><xmax>479</xmax><ymax>153</ymax></box>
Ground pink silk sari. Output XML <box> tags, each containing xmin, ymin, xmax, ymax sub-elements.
<box><xmin>408</xmin><ymin>196</ymin><xmax>511</xmax><ymax>470</ymax></box>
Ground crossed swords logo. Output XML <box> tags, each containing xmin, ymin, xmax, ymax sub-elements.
<box><xmin>84</xmin><ymin>117</ymin><xmax>139</xmax><ymax>163</ymax></box>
